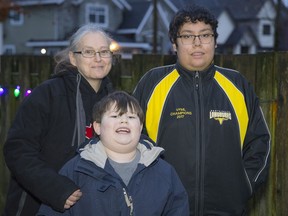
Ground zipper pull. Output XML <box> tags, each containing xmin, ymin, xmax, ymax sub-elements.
<box><xmin>123</xmin><ymin>188</ymin><xmax>133</xmax><ymax>215</ymax></box>
<box><xmin>195</xmin><ymin>71</ymin><xmax>199</xmax><ymax>90</ymax></box>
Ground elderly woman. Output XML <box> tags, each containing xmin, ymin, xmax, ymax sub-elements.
<box><xmin>3</xmin><ymin>23</ymin><xmax>114</xmax><ymax>216</ymax></box>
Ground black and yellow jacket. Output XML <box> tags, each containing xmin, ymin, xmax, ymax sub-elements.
<box><xmin>133</xmin><ymin>62</ymin><xmax>270</xmax><ymax>216</ymax></box>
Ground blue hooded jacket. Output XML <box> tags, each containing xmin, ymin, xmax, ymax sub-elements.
<box><xmin>37</xmin><ymin>137</ymin><xmax>189</xmax><ymax>216</ymax></box>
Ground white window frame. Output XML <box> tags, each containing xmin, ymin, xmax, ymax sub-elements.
<box><xmin>9</xmin><ymin>10</ymin><xmax>24</xmax><ymax>26</ymax></box>
<box><xmin>85</xmin><ymin>3</ymin><xmax>108</xmax><ymax>28</ymax></box>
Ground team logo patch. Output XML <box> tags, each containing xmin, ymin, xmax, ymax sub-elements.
<box><xmin>209</xmin><ymin>110</ymin><xmax>231</xmax><ymax>125</ymax></box>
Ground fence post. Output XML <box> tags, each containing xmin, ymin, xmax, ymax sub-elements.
<box><xmin>274</xmin><ymin>52</ymin><xmax>288</xmax><ymax>215</ymax></box>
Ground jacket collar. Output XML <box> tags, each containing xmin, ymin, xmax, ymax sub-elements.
<box><xmin>175</xmin><ymin>61</ymin><xmax>215</xmax><ymax>81</ymax></box>
<box><xmin>51</xmin><ymin>65</ymin><xmax>113</xmax><ymax>95</ymax></box>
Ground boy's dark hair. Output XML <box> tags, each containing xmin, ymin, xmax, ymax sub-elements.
<box><xmin>92</xmin><ymin>91</ymin><xmax>145</xmax><ymax>124</ymax></box>
<box><xmin>169</xmin><ymin>4</ymin><xmax>218</xmax><ymax>45</ymax></box>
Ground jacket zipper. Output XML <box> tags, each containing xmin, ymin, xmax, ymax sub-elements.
<box><xmin>195</xmin><ymin>71</ymin><xmax>205</xmax><ymax>215</ymax></box>
<box><xmin>123</xmin><ymin>188</ymin><xmax>133</xmax><ymax>215</ymax></box>
<box><xmin>195</xmin><ymin>71</ymin><xmax>200</xmax><ymax>90</ymax></box>
<box><xmin>194</xmin><ymin>71</ymin><xmax>200</xmax><ymax>215</ymax></box>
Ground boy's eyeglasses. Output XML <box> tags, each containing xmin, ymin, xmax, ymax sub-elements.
<box><xmin>73</xmin><ymin>49</ymin><xmax>113</xmax><ymax>58</ymax></box>
<box><xmin>177</xmin><ymin>34</ymin><xmax>214</xmax><ymax>45</ymax></box>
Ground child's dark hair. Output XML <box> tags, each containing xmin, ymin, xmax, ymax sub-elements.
<box><xmin>92</xmin><ymin>91</ymin><xmax>144</xmax><ymax>124</ymax></box>
<box><xmin>169</xmin><ymin>4</ymin><xmax>218</xmax><ymax>45</ymax></box>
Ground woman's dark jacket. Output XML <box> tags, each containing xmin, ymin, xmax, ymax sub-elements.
<box><xmin>3</xmin><ymin>65</ymin><xmax>113</xmax><ymax>216</ymax></box>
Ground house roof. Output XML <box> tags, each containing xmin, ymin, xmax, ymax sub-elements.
<box><xmin>118</xmin><ymin>1</ymin><xmax>151</xmax><ymax>31</ymax></box>
<box><xmin>118</xmin><ymin>0</ymin><xmax>179</xmax><ymax>34</ymax></box>
<box><xmin>220</xmin><ymin>0</ymin><xmax>273</xmax><ymax>20</ymax></box>
<box><xmin>225</xmin><ymin>24</ymin><xmax>259</xmax><ymax>46</ymax></box>
<box><xmin>169</xmin><ymin>0</ymin><xmax>274</xmax><ymax>20</ymax></box>
<box><xmin>14</xmin><ymin>0</ymin><xmax>132</xmax><ymax>10</ymax></box>
<box><xmin>168</xmin><ymin>0</ymin><xmax>224</xmax><ymax>17</ymax></box>
<box><xmin>14</xmin><ymin>0</ymin><xmax>65</xmax><ymax>6</ymax></box>
<box><xmin>107</xmin><ymin>0</ymin><xmax>132</xmax><ymax>10</ymax></box>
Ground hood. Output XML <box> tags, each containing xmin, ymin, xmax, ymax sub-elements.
<box><xmin>51</xmin><ymin>63</ymin><xmax>113</xmax><ymax>95</ymax></box>
<box><xmin>51</xmin><ymin>66</ymin><xmax>94</xmax><ymax>94</ymax></box>
<box><xmin>79</xmin><ymin>139</ymin><xmax>164</xmax><ymax>169</ymax></box>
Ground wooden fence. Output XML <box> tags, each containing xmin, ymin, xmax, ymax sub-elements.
<box><xmin>0</xmin><ymin>52</ymin><xmax>288</xmax><ymax>215</ymax></box>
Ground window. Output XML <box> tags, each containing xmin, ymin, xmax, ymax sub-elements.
<box><xmin>86</xmin><ymin>4</ymin><xmax>108</xmax><ymax>27</ymax></box>
<box><xmin>3</xmin><ymin>45</ymin><xmax>16</xmax><ymax>54</ymax></box>
<box><xmin>262</xmin><ymin>24</ymin><xmax>271</xmax><ymax>35</ymax></box>
<box><xmin>241</xmin><ymin>46</ymin><xmax>249</xmax><ymax>54</ymax></box>
<box><xmin>9</xmin><ymin>10</ymin><xmax>23</xmax><ymax>26</ymax></box>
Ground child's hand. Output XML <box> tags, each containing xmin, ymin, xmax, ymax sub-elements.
<box><xmin>64</xmin><ymin>189</ymin><xmax>82</xmax><ymax>209</ymax></box>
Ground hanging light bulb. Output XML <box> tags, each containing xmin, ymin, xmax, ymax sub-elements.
<box><xmin>0</xmin><ymin>86</ymin><xmax>5</xmax><ymax>96</ymax></box>
<box><xmin>14</xmin><ymin>85</ymin><xmax>20</xmax><ymax>98</ymax></box>
<box><xmin>25</xmin><ymin>88</ymin><xmax>32</xmax><ymax>97</ymax></box>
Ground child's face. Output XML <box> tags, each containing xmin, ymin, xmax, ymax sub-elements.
<box><xmin>93</xmin><ymin>104</ymin><xmax>143</xmax><ymax>154</ymax></box>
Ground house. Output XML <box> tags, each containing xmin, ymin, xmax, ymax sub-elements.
<box><xmin>169</xmin><ymin>0</ymin><xmax>277</xmax><ymax>54</ymax></box>
<box><xmin>276</xmin><ymin>0</ymin><xmax>288</xmax><ymax>50</ymax></box>
<box><xmin>0</xmin><ymin>0</ymin><xmax>285</xmax><ymax>57</ymax></box>
<box><xmin>2</xmin><ymin>0</ymin><xmax>138</xmax><ymax>56</ymax></box>
<box><xmin>1</xmin><ymin>0</ymin><xmax>177</xmax><ymax>57</ymax></box>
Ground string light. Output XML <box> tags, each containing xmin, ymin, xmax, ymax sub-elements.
<box><xmin>0</xmin><ymin>84</ymin><xmax>32</xmax><ymax>98</ymax></box>
<box><xmin>14</xmin><ymin>85</ymin><xmax>21</xmax><ymax>98</ymax></box>
<box><xmin>25</xmin><ymin>89</ymin><xmax>32</xmax><ymax>97</ymax></box>
<box><xmin>0</xmin><ymin>86</ymin><xmax>5</xmax><ymax>96</ymax></box>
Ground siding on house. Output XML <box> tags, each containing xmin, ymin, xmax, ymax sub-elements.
<box><xmin>1</xmin><ymin>0</ymin><xmax>286</xmax><ymax>56</ymax></box>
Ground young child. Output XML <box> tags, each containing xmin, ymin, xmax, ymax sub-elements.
<box><xmin>37</xmin><ymin>91</ymin><xmax>189</xmax><ymax>216</ymax></box>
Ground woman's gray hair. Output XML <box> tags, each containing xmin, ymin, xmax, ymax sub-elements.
<box><xmin>54</xmin><ymin>23</ymin><xmax>112</xmax><ymax>73</ymax></box>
